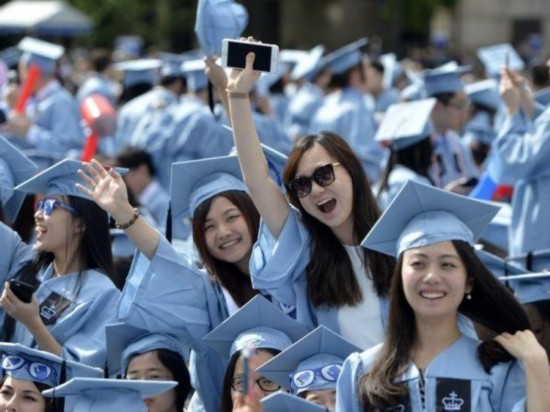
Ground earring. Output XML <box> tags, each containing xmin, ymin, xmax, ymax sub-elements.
<box><xmin>466</xmin><ymin>293</ymin><xmax>472</xmax><ymax>300</ymax></box>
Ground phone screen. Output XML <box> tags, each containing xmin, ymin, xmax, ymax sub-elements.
<box><xmin>226</xmin><ymin>41</ymin><xmax>274</xmax><ymax>72</ymax></box>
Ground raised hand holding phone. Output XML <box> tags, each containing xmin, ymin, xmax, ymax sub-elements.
<box><xmin>222</xmin><ymin>38</ymin><xmax>279</xmax><ymax>73</ymax></box>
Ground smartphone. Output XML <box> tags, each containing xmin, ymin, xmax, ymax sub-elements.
<box><xmin>222</xmin><ymin>39</ymin><xmax>279</xmax><ymax>73</ymax></box>
<box><xmin>9</xmin><ymin>279</ymin><xmax>34</xmax><ymax>303</ymax></box>
<box><xmin>504</xmin><ymin>51</ymin><xmax>510</xmax><ymax>70</ymax></box>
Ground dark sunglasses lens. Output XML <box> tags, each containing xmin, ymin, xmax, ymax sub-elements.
<box><xmin>290</xmin><ymin>177</ymin><xmax>312</xmax><ymax>198</ymax></box>
<box><xmin>313</xmin><ymin>164</ymin><xmax>335</xmax><ymax>187</ymax></box>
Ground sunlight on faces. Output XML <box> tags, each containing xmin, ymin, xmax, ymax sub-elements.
<box><xmin>304</xmin><ymin>388</ymin><xmax>337</xmax><ymax>409</ymax></box>
<box><xmin>0</xmin><ymin>376</ymin><xmax>46</xmax><ymax>412</ymax></box>
<box><xmin>126</xmin><ymin>351</ymin><xmax>177</xmax><ymax>412</ymax></box>
<box><xmin>230</xmin><ymin>350</ymin><xmax>279</xmax><ymax>403</ymax></box>
<box><xmin>401</xmin><ymin>241</ymin><xmax>473</xmax><ymax>322</ymax></box>
<box><xmin>203</xmin><ymin>196</ymin><xmax>253</xmax><ymax>270</ymax></box>
<box><xmin>295</xmin><ymin>144</ymin><xmax>354</xmax><ymax>242</ymax></box>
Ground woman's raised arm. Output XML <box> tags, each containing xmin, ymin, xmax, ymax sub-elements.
<box><xmin>226</xmin><ymin>45</ymin><xmax>290</xmax><ymax>239</ymax></box>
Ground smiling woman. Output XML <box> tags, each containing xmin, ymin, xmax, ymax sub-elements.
<box><xmin>336</xmin><ymin>181</ymin><xmax>550</xmax><ymax>411</ymax></box>
<box><xmin>0</xmin><ymin>159</ymin><xmax>120</xmax><ymax>369</ymax></box>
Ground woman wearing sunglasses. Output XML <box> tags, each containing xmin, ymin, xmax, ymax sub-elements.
<box><xmin>220</xmin><ymin>42</ymin><xmax>395</xmax><ymax>350</ymax></box>
<box><xmin>0</xmin><ymin>159</ymin><xmax>120</xmax><ymax>369</ymax></box>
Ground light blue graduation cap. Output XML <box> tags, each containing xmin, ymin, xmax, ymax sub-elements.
<box><xmin>324</xmin><ymin>37</ymin><xmax>368</xmax><ymax>75</ymax></box>
<box><xmin>114</xmin><ymin>59</ymin><xmax>161</xmax><ymax>87</ymax></box>
<box><xmin>42</xmin><ymin>377</ymin><xmax>177</xmax><ymax>412</ymax></box>
<box><xmin>499</xmin><ymin>273</ymin><xmax>550</xmax><ymax>304</ymax></box>
<box><xmin>477</xmin><ymin>43</ymin><xmax>525</xmax><ymax>78</ymax></box>
<box><xmin>374</xmin><ymin>98</ymin><xmax>436</xmax><ymax>150</ymax></box>
<box><xmin>361</xmin><ymin>180</ymin><xmax>501</xmax><ymax>257</ymax></box>
<box><xmin>290</xmin><ymin>45</ymin><xmax>325</xmax><ymax>82</ymax></box>
<box><xmin>0</xmin><ymin>343</ymin><xmax>101</xmax><ymax>388</ymax></box>
<box><xmin>17</xmin><ymin>37</ymin><xmax>64</xmax><ymax>76</ymax></box>
<box><xmin>261</xmin><ymin>391</ymin><xmax>327</xmax><ymax>412</ymax></box>
<box><xmin>194</xmin><ymin>0</ymin><xmax>248</xmax><ymax>57</ymax></box>
<box><xmin>0</xmin><ymin>135</ymin><xmax>37</xmax><ymax>222</ymax></box>
<box><xmin>14</xmin><ymin>159</ymin><xmax>127</xmax><ymax>201</ymax></box>
<box><xmin>379</xmin><ymin>53</ymin><xmax>402</xmax><ymax>89</ymax></box>
<box><xmin>257</xmin><ymin>326</ymin><xmax>359</xmax><ymax>394</ymax></box>
<box><xmin>508</xmin><ymin>248</ymin><xmax>550</xmax><ymax>273</ymax></box>
<box><xmin>105</xmin><ymin>322</ymin><xmax>188</xmax><ymax>377</ymax></box>
<box><xmin>465</xmin><ymin>79</ymin><xmax>500</xmax><ymax>111</ymax></box>
<box><xmin>159</xmin><ymin>52</ymin><xmax>185</xmax><ymax>78</ymax></box>
<box><xmin>475</xmin><ymin>248</ymin><xmax>528</xmax><ymax>279</ymax></box>
<box><xmin>0</xmin><ymin>46</ymin><xmax>21</xmax><ymax>68</ymax></box>
<box><xmin>203</xmin><ymin>295</ymin><xmax>310</xmax><ymax>358</ymax></box>
<box><xmin>421</xmin><ymin>64</ymin><xmax>470</xmax><ymax>97</ymax></box>
<box><xmin>181</xmin><ymin>59</ymin><xmax>208</xmax><ymax>92</ymax></box>
<box><xmin>400</xmin><ymin>69</ymin><xmax>425</xmax><ymax>101</ymax></box>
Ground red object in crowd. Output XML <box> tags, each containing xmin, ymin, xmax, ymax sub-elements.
<box><xmin>79</xmin><ymin>94</ymin><xmax>117</xmax><ymax>161</ymax></box>
<box><xmin>491</xmin><ymin>185</ymin><xmax>514</xmax><ymax>203</ymax></box>
<box><xmin>14</xmin><ymin>64</ymin><xmax>41</xmax><ymax>115</ymax></box>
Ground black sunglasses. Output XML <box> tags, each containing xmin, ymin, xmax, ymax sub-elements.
<box><xmin>286</xmin><ymin>163</ymin><xmax>340</xmax><ymax>198</ymax></box>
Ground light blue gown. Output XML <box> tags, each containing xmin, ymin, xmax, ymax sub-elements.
<box><xmin>0</xmin><ymin>222</ymin><xmax>120</xmax><ymax>368</ymax></box>
<box><xmin>309</xmin><ymin>88</ymin><xmax>386</xmax><ymax>183</ymax></box>
<box><xmin>285</xmin><ymin>82</ymin><xmax>324</xmax><ymax>140</ymax></box>
<box><xmin>487</xmin><ymin>108</ymin><xmax>550</xmax><ymax>257</ymax></box>
<box><xmin>20</xmin><ymin>81</ymin><xmax>84</xmax><ymax>157</ymax></box>
<box><xmin>430</xmin><ymin>131</ymin><xmax>478</xmax><ymax>188</ymax></box>
<box><xmin>462</xmin><ymin>112</ymin><xmax>497</xmax><ymax>147</ymax></box>
<box><xmin>376</xmin><ymin>166</ymin><xmax>433</xmax><ymax>210</ymax></box>
<box><xmin>336</xmin><ymin>335</ymin><xmax>526</xmax><ymax>412</ymax></box>
<box><xmin>77</xmin><ymin>74</ymin><xmax>119</xmax><ymax>106</ymax></box>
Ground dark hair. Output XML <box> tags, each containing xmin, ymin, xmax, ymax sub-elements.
<box><xmin>118</xmin><ymin>83</ymin><xmax>153</xmax><ymax>105</ymax></box>
<box><xmin>433</xmin><ymin>92</ymin><xmax>456</xmax><ymax>106</ymax></box>
<box><xmin>377</xmin><ymin>137</ymin><xmax>434</xmax><ymax>199</ymax></box>
<box><xmin>116</xmin><ymin>146</ymin><xmax>157</xmax><ymax>177</ymax></box>
<box><xmin>283</xmin><ymin>132</ymin><xmax>395</xmax><ymax>308</ymax></box>
<box><xmin>0</xmin><ymin>376</ymin><xmax>53</xmax><ymax>412</ymax></box>
<box><xmin>126</xmin><ymin>349</ymin><xmax>191</xmax><ymax>411</ymax></box>
<box><xmin>221</xmin><ymin>348</ymin><xmax>280</xmax><ymax>412</ymax></box>
<box><xmin>359</xmin><ymin>240</ymin><xmax>531</xmax><ymax>409</ymax></box>
<box><xmin>192</xmin><ymin>191</ymin><xmax>261</xmax><ymax>307</ymax></box>
<box><xmin>369</xmin><ymin>61</ymin><xmax>385</xmax><ymax>75</ymax></box>
<box><xmin>328</xmin><ymin>63</ymin><xmax>364</xmax><ymax>90</ymax></box>
<box><xmin>1</xmin><ymin>195</ymin><xmax>114</xmax><ymax>342</ymax></box>
<box><xmin>89</xmin><ymin>48</ymin><xmax>112</xmax><ymax>73</ymax></box>
<box><xmin>530</xmin><ymin>64</ymin><xmax>550</xmax><ymax>89</ymax></box>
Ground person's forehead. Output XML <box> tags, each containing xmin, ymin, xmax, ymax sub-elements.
<box><xmin>296</xmin><ymin>145</ymin><xmax>335</xmax><ymax>174</ymax></box>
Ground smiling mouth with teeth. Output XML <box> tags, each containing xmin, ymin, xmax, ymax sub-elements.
<box><xmin>420</xmin><ymin>291</ymin><xmax>446</xmax><ymax>299</ymax></box>
<box><xmin>220</xmin><ymin>239</ymin><xmax>239</xmax><ymax>249</ymax></box>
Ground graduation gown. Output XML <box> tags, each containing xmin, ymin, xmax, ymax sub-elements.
<box><xmin>336</xmin><ymin>335</ymin><xmax>526</xmax><ymax>412</ymax></box>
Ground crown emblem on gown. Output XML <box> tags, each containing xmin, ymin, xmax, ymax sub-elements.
<box><xmin>442</xmin><ymin>391</ymin><xmax>464</xmax><ymax>411</ymax></box>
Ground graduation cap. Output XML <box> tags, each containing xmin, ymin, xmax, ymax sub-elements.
<box><xmin>105</xmin><ymin>322</ymin><xmax>188</xmax><ymax>377</ymax></box>
<box><xmin>257</xmin><ymin>326</ymin><xmax>359</xmax><ymax>394</ymax></box>
<box><xmin>261</xmin><ymin>391</ymin><xmax>328</xmax><ymax>412</ymax></box>
<box><xmin>324</xmin><ymin>38</ymin><xmax>368</xmax><ymax>75</ymax></box>
<box><xmin>181</xmin><ymin>59</ymin><xmax>208</xmax><ymax>92</ymax></box>
<box><xmin>113</xmin><ymin>59</ymin><xmax>161</xmax><ymax>88</ymax></box>
<box><xmin>0</xmin><ymin>135</ymin><xmax>38</xmax><ymax>222</ymax></box>
<box><xmin>0</xmin><ymin>343</ymin><xmax>101</xmax><ymax>388</ymax></box>
<box><xmin>159</xmin><ymin>52</ymin><xmax>186</xmax><ymax>78</ymax></box>
<box><xmin>508</xmin><ymin>248</ymin><xmax>550</xmax><ymax>273</ymax></box>
<box><xmin>361</xmin><ymin>180</ymin><xmax>501</xmax><ymax>257</ymax></box>
<box><xmin>17</xmin><ymin>37</ymin><xmax>64</xmax><ymax>76</ymax></box>
<box><xmin>477</xmin><ymin>43</ymin><xmax>525</xmax><ymax>78</ymax></box>
<box><xmin>464</xmin><ymin>79</ymin><xmax>500</xmax><ymax>111</ymax></box>
<box><xmin>290</xmin><ymin>45</ymin><xmax>325</xmax><ymax>82</ymax></box>
<box><xmin>194</xmin><ymin>0</ymin><xmax>248</xmax><ymax>57</ymax></box>
<box><xmin>42</xmin><ymin>377</ymin><xmax>177</xmax><ymax>412</ymax></box>
<box><xmin>421</xmin><ymin>64</ymin><xmax>470</xmax><ymax>97</ymax></box>
<box><xmin>400</xmin><ymin>69</ymin><xmax>425</xmax><ymax>101</ymax></box>
<box><xmin>374</xmin><ymin>98</ymin><xmax>436</xmax><ymax>150</ymax></box>
<box><xmin>475</xmin><ymin>248</ymin><xmax>529</xmax><ymax>279</ymax></box>
<box><xmin>499</xmin><ymin>273</ymin><xmax>550</xmax><ymax>304</ymax></box>
<box><xmin>14</xmin><ymin>159</ymin><xmax>127</xmax><ymax>201</ymax></box>
<box><xmin>203</xmin><ymin>295</ymin><xmax>310</xmax><ymax>358</ymax></box>
<box><xmin>379</xmin><ymin>53</ymin><xmax>402</xmax><ymax>89</ymax></box>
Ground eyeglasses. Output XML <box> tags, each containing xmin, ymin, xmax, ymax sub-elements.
<box><xmin>289</xmin><ymin>364</ymin><xmax>342</xmax><ymax>391</ymax></box>
<box><xmin>286</xmin><ymin>163</ymin><xmax>341</xmax><ymax>198</ymax></box>
<box><xmin>36</xmin><ymin>199</ymin><xmax>78</xmax><ymax>216</ymax></box>
<box><xmin>231</xmin><ymin>374</ymin><xmax>281</xmax><ymax>393</ymax></box>
<box><xmin>1</xmin><ymin>354</ymin><xmax>57</xmax><ymax>383</ymax></box>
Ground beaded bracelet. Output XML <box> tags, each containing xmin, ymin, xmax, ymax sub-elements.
<box><xmin>226</xmin><ymin>91</ymin><xmax>249</xmax><ymax>99</ymax></box>
<box><xmin>115</xmin><ymin>208</ymin><xmax>140</xmax><ymax>230</ymax></box>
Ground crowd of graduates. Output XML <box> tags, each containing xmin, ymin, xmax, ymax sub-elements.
<box><xmin>0</xmin><ymin>2</ymin><xmax>549</xmax><ymax>411</ymax></box>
